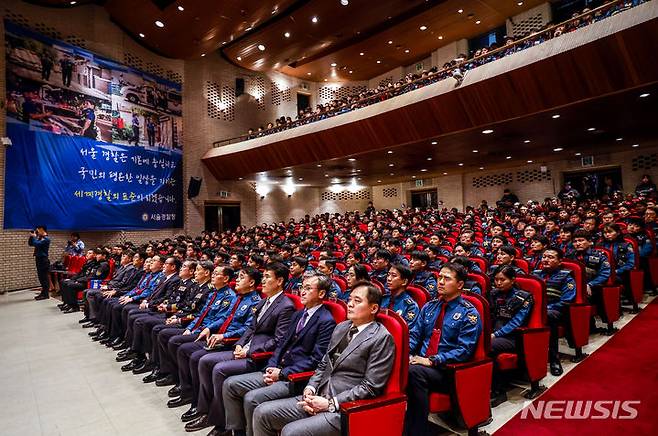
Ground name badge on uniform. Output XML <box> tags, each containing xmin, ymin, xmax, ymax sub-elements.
<box><xmin>453</xmin><ymin>312</ymin><xmax>461</xmax><ymax>320</ymax></box>
<box><xmin>241</xmin><ymin>304</ymin><xmax>248</xmax><ymax>311</ymax></box>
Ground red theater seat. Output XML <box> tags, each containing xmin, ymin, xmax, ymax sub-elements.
<box><xmin>467</xmin><ymin>272</ymin><xmax>490</xmax><ymax>298</ymax></box>
<box><xmin>406</xmin><ymin>285</ymin><xmax>430</xmax><ymax>308</ymax></box>
<box><xmin>428</xmin><ymin>292</ymin><xmax>493</xmax><ymax>434</ymax></box>
<box><xmin>494</xmin><ymin>276</ymin><xmax>549</xmax><ymax>399</ymax></box>
<box><xmin>592</xmin><ymin>246</ymin><xmax>622</xmax><ymax>335</ymax></box>
<box><xmin>559</xmin><ymin>260</ymin><xmax>594</xmax><ymax>360</ymax></box>
<box><xmin>623</xmin><ymin>236</ymin><xmax>644</xmax><ymax>313</ymax></box>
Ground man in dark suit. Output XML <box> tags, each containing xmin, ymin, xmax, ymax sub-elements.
<box><xmin>181</xmin><ymin>263</ymin><xmax>295</xmax><ymax>433</ymax></box>
<box><xmin>222</xmin><ymin>273</ymin><xmax>337</xmax><ymax>436</ymax></box>
<box><xmin>253</xmin><ymin>281</ymin><xmax>395</xmax><ymax>436</ymax></box>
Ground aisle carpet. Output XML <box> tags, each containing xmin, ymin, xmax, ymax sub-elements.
<box><xmin>495</xmin><ymin>299</ymin><xmax>658</xmax><ymax>435</ymax></box>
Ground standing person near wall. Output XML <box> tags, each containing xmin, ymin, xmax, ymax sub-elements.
<box><xmin>29</xmin><ymin>225</ymin><xmax>51</xmax><ymax>301</ymax></box>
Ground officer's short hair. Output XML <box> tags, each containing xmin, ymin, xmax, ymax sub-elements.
<box><xmin>266</xmin><ymin>262</ymin><xmax>289</xmax><ymax>286</ymax></box>
<box><xmin>250</xmin><ymin>254</ymin><xmax>265</xmax><ymax>268</ymax></box>
<box><xmin>493</xmin><ymin>264</ymin><xmax>517</xmax><ymax>280</ymax></box>
<box><xmin>291</xmin><ymin>256</ymin><xmax>308</xmax><ymax>269</ymax></box>
<box><xmin>123</xmin><ymin>249</ymin><xmax>135</xmax><ymax>258</ymax></box>
<box><xmin>498</xmin><ymin>245</ymin><xmax>517</xmax><ymax>257</ymax></box>
<box><xmin>320</xmin><ymin>258</ymin><xmax>336</xmax><ymax>270</ymax></box>
<box><xmin>242</xmin><ymin>267</ymin><xmax>262</xmax><ymax>285</ymax></box>
<box><xmin>198</xmin><ymin>260</ymin><xmax>214</xmax><ymax>274</ymax></box>
<box><xmin>375</xmin><ymin>249</ymin><xmax>392</xmax><ymax>262</ymax></box>
<box><xmin>390</xmin><ymin>263</ymin><xmax>412</xmax><ymax>282</ymax></box>
<box><xmin>136</xmin><ymin>251</ymin><xmax>148</xmax><ymax>261</ymax></box>
<box><xmin>219</xmin><ymin>265</ymin><xmax>235</xmax><ymax>281</ymax></box>
<box><xmin>426</xmin><ymin>245</ymin><xmax>441</xmax><ymax>255</ymax></box>
<box><xmin>350</xmin><ymin>264</ymin><xmax>370</xmax><ymax>282</ymax></box>
<box><xmin>303</xmin><ymin>272</ymin><xmax>331</xmax><ymax>295</ymax></box>
<box><xmin>167</xmin><ymin>257</ymin><xmax>182</xmax><ymax>271</ymax></box>
<box><xmin>352</xmin><ymin>280</ymin><xmax>382</xmax><ymax>308</ymax></box>
<box><xmin>184</xmin><ymin>259</ymin><xmax>198</xmax><ymax>272</ymax></box>
<box><xmin>388</xmin><ymin>238</ymin><xmax>402</xmax><ymax>247</ymax></box>
<box><xmin>411</xmin><ymin>250</ymin><xmax>430</xmax><ymax>264</ymax></box>
<box><xmin>572</xmin><ymin>229</ymin><xmax>592</xmax><ymax>241</ymax></box>
<box><xmin>560</xmin><ymin>224</ymin><xmax>577</xmax><ymax>234</ymax></box>
<box><xmin>544</xmin><ymin>246</ymin><xmax>564</xmax><ymax>259</ymax></box>
<box><xmin>532</xmin><ymin>235</ymin><xmax>550</xmax><ymax>246</ymax></box>
<box><xmin>441</xmin><ymin>262</ymin><xmax>468</xmax><ymax>283</ymax></box>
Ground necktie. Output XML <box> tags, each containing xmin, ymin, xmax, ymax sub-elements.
<box><xmin>218</xmin><ymin>295</ymin><xmax>243</xmax><ymax>334</ymax></box>
<box><xmin>296</xmin><ymin>310</ymin><xmax>309</xmax><ymax>334</ymax></box>
<box><xmin>190</xmin><ymin>291</ymin><xmax>218</xmax><ymax>331</ymax></box>
<box><xmin>424</xmin><ymin>301</ymin><xmax>447</xmax><ymax>358</ymax></box>
<box><xmin>332</xmin><ymin>325</ymin><xmax>359</xmax><ymax>364</ymax></box>
<box><xmin>388</xmin><ymin>295</ymin><xmax>396</xmax><ymax>310</ymax></box>
<box><xmin>257</xmin><ymin>298</ymin><xmax>272</xmax><ymax>323</ymax></box>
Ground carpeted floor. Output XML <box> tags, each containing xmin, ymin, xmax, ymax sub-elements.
<box><xmin>495</xmin><ymin>299</ymin><xmax>658</xmax><ymax>435</ymax></box>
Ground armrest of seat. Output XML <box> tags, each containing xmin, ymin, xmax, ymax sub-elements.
<box><xmin>568</xmin><ymin>302</ymin><xmax>592</xmax><ymax>347</ymax></box>
<box><xmin>221</xmin><ymin>337</ymin><xmax>239</xmax><ymax>345</ymax></box>
<box><xmin>444</xmin><ymin>358</ymin><xmax>493</xmax><ymax>429</ymax></box>
<box><xmin>339</xmin><ymin>392</ymin><xmax>406</xmax><ymax>413</ymax></box>
<box><xmin>286</xmin><ymin>370</ymin><xmax>315</xmax><ymax>396</ymax></box>
<box><xmin>250</xmin><ymin>351</ymin><xmax>274</xmax><ymax>361</ymax></box>
<box><xmin>515</xmin><ymin>327</ymin><xmax>550</xmax><ymax>382</ymax></box>
<box><xmin>339</xmin><ymin>393</ymin><xmax>407</xmax><ymax>436</ymax></box>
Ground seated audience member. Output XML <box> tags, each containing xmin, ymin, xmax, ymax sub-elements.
<box><xmin>600</xmin><ymin>223</ymin><xmax>636</xmax><ymax>284</ymax></box>
<box><xmin>316</xmin><ymin>258</ymin><xmax>345</xmax><ymax>300</ymax></box>
<box><xmin>221</xmin><ymin>273</ymin><xmax>337</xmax><ymax>436</ymax></box>
<box><xmin>487</xmin><ymin>246</ymin><xmax>524</xmax><ymax>280</ymax></box>
<box><xmin>284</xmin><ymin>256</ymin><xmax>307</xmax><ymax>294</ymax></box>
<box><xmin>449</xmin><ymin>256</ymin><xmax>483</xmax><ymax>295</ymax></box>
<box><xmin>383</xmin><ymin>264</ymin><xmax>420</xmax><ymax>333</ymax></box>
<box><xmin>532</xmin><ymin>248</ymin><xmax>576</xmax><ymax>376</ymax></box>
<box><xmin>409</xmin><ymin>251</ymin><xmax>438</xmax><ymax>298</ymax></box>
<box><xmin>525</xmin><ymin>235</ymin><xmax>549</xmax><ymax>271</ymax></box>
<box><xmin>488</xmin><ymin>266</ymin><xmax>533</xmax><ymax>406</ymax></box>
<box><xmin>60</xmin><ymin>248</ymin><xmax>110</xmax><ymax>313</ymax></box>
<box><xmin>405</xmin><ymin>263</ymin><xmax>482</xmax><ymax>436</ymax></box>
<box><xmin>343</xmin><ymin>264</ymin><xmax>370</xmax><ymax>302</ymax></box>
<box><xmin>252</xmin><ymin>281</ymin><xmax>394</xmax><ymax>436</ymax></box>
<box><xmin>369</xmin><ymin>249</ymin><xmax>392</xmax><ymax>285</ymax></box>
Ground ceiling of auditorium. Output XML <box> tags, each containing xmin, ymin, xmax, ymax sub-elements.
<box><xmin>242</xmin><ymin>84</ymin><xmax>658</xmax><ymax>187</ymax></box>
<box><xmin>30</xmin><ymin>0</ymin><xmax>547</xmax><ymax>80</ymax></box>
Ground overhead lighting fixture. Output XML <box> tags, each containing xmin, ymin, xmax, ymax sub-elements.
<box><xmin>404</xmin><ymin>49</ymin><xmax>410</xmax><ymax>53</ymax></box>
<box><xmin>330</xmin><ymin>62</ymin><xmax>337</xmax><ymax>67</ymax></box>
<box><xmin>316</xmin><ymin>164</ymin><xmax>322</xmax><ymax>168</ymax></box>
<box><xmin>412</xmin><ymin>175</ymin><xmax>416</xmax><ymax>179</ymax></box>
<box><xmin>482</xmin><ymin>129</ymin><xmax>494</xmax><ymax>134</ymax></box>
<box><xmin>201</xmin><ymin>53</ymin><xmax>206</xmax><ymax>57</ymax></box>
<box><xmin>155</xmin><ymin>20</ymin><xmax>165</xmax><ymax>28</ymax></box>
<box><xmin>479</xmin><ymin>167</ymin><xmax>484</xmax><ymax>170</ymax></box>
<box><xmin>238</xmin><ymin>177</ymin><xmax>243</xmax><ymax>180</ymax></box>
<box><xmin>377</xmin><ymin>180</ymin><xmax>382</xmax><ymax>183</ymax></box>
<box><xmin>475</xmin><ymin>20</ymin><xmax>481</xmax><ymax>25</ymax></box>
<box><xmin>387</xmin><ymin>150</ymin><xmax>393</xmax><ymax>154</ymax></box>
<box><xmin>325</xmin><ymin>174</ymin><xmax>329</xmax><ymax>177</ymax></box>
<box><xmin>587</xmin><ymin>127</ymin><xmax>596</xmax><ymax>131</ymax></box>
<box><xmin>632</xmin><ymin>144</ymin><xmax>640</xmax><ymax>148</ymax></box>
<box><xmin>311</xmin><ymin>16</ymin><xmax>319</xmax><ymax>23</ymax></box>
<box><xmin>421</xmin><ymin>169</ymin><xmax>428</xmax><ymax>172</ymax></box>
<box><xmin>640</xmin><ymin>93</ymin><xmax>650</xmax><ymax>98</ymax></box>
<box><xmin>388</xmin><ymin>163</ymin><xmax>394</xmax><ymax>167</ymax></box>
<box><xmin>575</xmin><ymin>152</ymin><xmax>582</xmax><ymax>156</ymax></box>
<box><xmin>139</xmin><ymin>33</ymin><xmax>145</xmax><ymax>38</ymax></box>
<box><xmin>527</xmin><ymin>160</ymin><xmax>533</xmax><ymax>163</ymax></box>
<box><xmin>284</xmin><ymin>32</ymin><xmax>290</xmax><ymax>38</ymax></box>
<box><xmin>307</xmin><ymin>72</ymin><xmax>311</xmax><ymax>76</ymax></box>
<box><xmin>458</xmin><ymin>163</ymin><xmax>464</xmax><ymax>166</ymax></box>
<box><xmin>390</xmin><ymin>173</ymin><xmax>395</xmax><ymax>176</ymax></box>
<box><xmin>177</xmin><ymin>5</ymin><xmax>184</xmax><ymax>11</ymax></box>
<box><xmin>506</xmin><ymin>156</ymin><xmax>512</xmax><ymax>159</ymax></box>
<box><xmin>341</xmin><ymin>0</ymin><xmax>349</xmax><ymax>5</ymax></box>
<box><xmin>376</xmin><ymin>60</ymin><xmax>381</xmax><ymax>64</ymax></box>
<box><xmin>349</xmin><ymin>70</ymin><xmax>353</xmax><ymax>74</ymax></box>
<box><xmin>419</xmin><ymin>25</ymin><xmax>428</xmax><ymax>31</ymax></box>
<box><xmin>438</xmin><ymin>36</ymin><xmax>443</xmax><ymax>40</ymax></box>
<box><xmin>553</xmin><ymin>147</ymin><xmax>563</xmax><ymax>152</ymax></box>
<box><xmin>324</xmin><ymin>79</ymin><xmax>328</xmax><ymax>82</ymax></box>
<box><xmin>298</xmin><ymin>177</ymin><xmax>304</xmax><ymax>181</ymax></box>
<box><xmin>245</xmin><ymin>26</ymin><xmax>252</xmax><ymax>31</ymax></box>
<box><xmin>70</xmin><ymin>1</ymin><xmax>77</xmax><ymax>4</ymax></box>
<box><xmin>524</xmin><ymin>139</ymin><xmax>531</xmax><ymax>143</ymax></box>
<box><xmin>443</xmin><ymin>172</ymin><xmax>448</xmax><ymax>175</ymax></box>
<box><xmin>431</xmin><ymin>141</ymin><xmax>437</xmax><ymax>145</ymax></box>
<box><xmin>359</xmin><ymin>52</ymin><xmax>364</xmax><ymax>56</ymax></box>
<box><xmin>427</xmin><ymin>157</ymin><xmax>432</xmax><ymax>161</ymax></box>
<box><xmin>552</xmin><ymin>114</ymin><xmax>560</xmax><ymax>119</ymax></box>
<box><xmin>258</xmin><ymin>44</ymin><xmax>265</xmax><ymax>51</ymax></box>
<box><xmin>518</xmin><ymin>1</ymin><xmax>524</xmax><ymax>5</ymax></box>
<box><xmin>472</xmin><ymin>149</ymin><xmax>479</xmax><ymax>153</ymax></box>
<box><xmin>237</xmin><ymin>56</ymin><xmax>242</xmax><ymax>61</ymax></box>
<box><xmin>616</xmin><ymin>137</ymin><xmax>623</xmax><ymax>141</ymax></box>
<box><xmin>388</xmin><ymin>40</ymin><xmax>393</xmax><ymax>44</ymax></box>
<box><xmin>458</xmin><ymin>9</ymin><xmax>464</xmax><ymax>13</ymax></box>
<box><xmin>348</xmin><ymin>158</ymin><xmax>356</xmax><ymax>162</ymax></box>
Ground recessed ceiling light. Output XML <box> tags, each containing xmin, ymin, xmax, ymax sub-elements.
<box><xmin>155</xmin><ymin>20</ymin><xmax>165</xmax><ymax>28</ymax></box>
<box><xmin>307</xmin><ymin>72</ymin><xmax>311</xmax><ymax>76</ymax></box>
<box><xmin>518</xmin><ymin>1</ymin><xmax>524</xmax><ymax>5</ymax></box>
<box><xmin>377</xmin><ymin>180</ymin><xmax>382</xmax><ymax>183</ymax></box>
<box><xmin>324</xmin><ymin>79</ymin><xmax>328</xmax><ymax>81</ymax></box>
<box><xmin>575</xmin><ymin>152</ymin><xmax>582</xmax><ymax>156</ymax></box>
<box><xmin>348</xmin><ymin>158</ymin><xmax>356</xmax><ymax>162</ymax></box>
<box><xmin>238</xmin><ymin>177</ymin><xmax>243</xmax><ymax>180</ymax></box>
<box><xmin>420</xmin><ymin>25</ymin><xmax>427</xmax><ymax>31</ymax></box>
<box><xmin>632</xmin><ymin>144</ymin><xmax>640</xmax><ymax>148</ymax></box>
<box><xmin>427</xmin><ymin>157</ymin><xmax>432</xmax><ymax>161</ymax></box>
<box><xmin>245</xmin><ymin>27</ymin><xmax>252</xmax><ymax>31</ymax></box>
<box><xmin>298</xmin><ymin>177</ymin><xmax>304</xmax><ymax>181</ymax></box>
<box><xmin>387</xmin><ymin>150</ymin><xmax>393</xmax><ymax>154</ymax></box>
<box><xmin>527</xmin><ymin>160</ymin><xmax>533</xmax><ymax>163</ymax></box>
<box><xmin>341</xmin><ymin>0</ymin><xmax>349</xmax><ymax>5</ymax></box>
<box><xmin>177</xmin><ymin>5</ymin><xmax>184</xmax><ymax>11</ymax></box>
<box><xmin>552</xmin><ymin>114</ymin><xmax>560</xmax><ymax>119</ymax></box>
<box><xmin>139</xmin><ymin>33</ymin><xmax>145</xmax><ymax>38</ymax></box>
<box><xmin>317</xmin><ymin>164</ymin><xmax>322</xmax><ymax>167</ymax></box>
<box><xmin>472</xmin><ymin>149</ymin><xmax>479</xmax><ymax>153</ymax></box>
<box><xmin>438</xmin><ymin>36</ymin><xmax>443</xmax><ymax>40</ymax></box>
<box><xmin>475</xmin><ymin>20</ymin><xmax>481</xmax><ymax>24</ymax></box>
<box><xmin>330</xmin><ymin>62</ymin><xmax>337</xmax><ymax>67</ymax></box>
<box><xmin>390</xmin><ymin>173</ymin><xmax>395</xmax><ymax>176</ymax></box>
<box><xmin>201</xmin><ymin>53</ymin><xmax>206</xmax><ymax>57</ymax></box>
<box><xmin>479</xmin><ymin>167</ymin><xmax>484</xmax><ymax>170</ymax></box>
<box><xmin>506</xmin><ymin>156</ymin><xmax>512</xmax><ymax>159</ymax></box>
<box><xmin>640</xmin><ymin>93</ymin><xmax>650</xmax><ymax>98</ymax></box>
<box><xmin>70</xmin><ymin>1</ymin><xmax>76</xmax><ymax>4</ymax></box>
<box><xmin>359</xmin><ymin>52</ymin><xmax>364</xmax><ymax>56</ymax></box>
<box><xmin>325</xmin><ymin>174</ymin><xmax>329</xmax><ymax>177</ymax></box>
<box><xmin>404</xmin><ymin>49</ymin><xmax>410</xmax><ymax>53</ymax></box>
<box><xmin>431</xmin><ymin>141</ymin><xmax>437</xmax><ymax>145</ymax></box>
<box><xmin>388</xmin><ymin>40</ymin><xmax>393</xmax><ymax>44</ymax></box>
<box><xmin>258</xmin><ymin>44</ymin><xmax>266</xmax><ymax>51</ymax></box>
<box><xmin>349</xmin><ymin>70</ymin><xmax>353</xmax><ymax>74</ymax></box>
<box><xmin>284</xmin><ymin>32</ymin><xmax>291</xmax><ymax>38</ymax></box>
<box><xmin>412</xmin><ymin>175</ymin><xmax>416</xmax><ymax>179</ymax></box>
<box><xmin>524</xmin><ymin>139</ymin><xmax>531</xmax><ymax>143</ymax></box>
<box><xmin>388</xmin><ymin>163</ymin><xmax>394</xmax><ymax>167</ymax></box>
<box><xmin>482</xmin><ymin>129</ymin><xmax>494</xmax><ymax>134</ymax></box>
<box><xmin>458</xmin><ymin>9</ymin><xmax>464</xmax><ymax>13</ymax></box>
<box><xmin>587</xmin><ymin>127</ymin><xmax>596</xmax><ymax>131</ymax></box>
<box><xmin>616</xmin><ymin>137</ymin><xmax>623</xmax><ymax>141</ymax></box>
<box><xmin>421</xmin><ymin>169</ymin><xmax>428</xmax><ymax>172</ymax></box>
<box><xmin>237</xmin><ymin>56</ymin><xmax>242</xmax><ymax>61</ymax></box>
<box><xmin>311</xmin><ymin>16</ymin><xmax>318</xmax><ymax>23</ymax></box>
<box><xmin>376</xmin><ymin>60</ymin><xmax>381</xmax><ymax>64</ymax></box>
<box><xmin>443</xmin><ymin>172</ymin><xmax>448</xmax><ymax>175</ymax></box>
<box><xmin>553</xmin><ymin>147</ymin><xmax>563</xmax><ymax>152</ymax></box>
<box><xmin>458</xmin><ymin>163</ymin><xmax>464</xmax><ymax>166</ymax></box>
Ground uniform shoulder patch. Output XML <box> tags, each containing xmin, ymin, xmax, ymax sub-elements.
<box><xmin>406</xmin><ymin>311</ymin><xmax>416</xmax><ymax>321</ymax></box>
<box><xmin>567</xmin><ymin>282</ymin><xmax>575</xmax><ymax>289</ymax></box>
<box><xmin>467</xmin><ymin>313</ymin><xmax>479</xmax><ymax>325</ymax></box>
<box><xmin>461</xmin><ymin>299</ymin><xmax>474</xmax><ymax>308</ymax></box>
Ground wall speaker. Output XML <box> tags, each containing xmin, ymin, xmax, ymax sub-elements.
<box><xmin>188</xmin><ymin>177</ymin><xmax>202</xmax><ymax>199</ymax></box>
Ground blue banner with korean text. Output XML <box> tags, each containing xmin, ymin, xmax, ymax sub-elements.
<box><xmin>4</xmin><ymin>120</ymin><xmax>183</xmax><ymax>230</ymax></box>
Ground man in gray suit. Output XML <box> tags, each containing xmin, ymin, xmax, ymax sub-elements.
<box><xmin>252</xmin><ymin>281</ymin><xmax>395</xmax><ymax>436</ymax></box>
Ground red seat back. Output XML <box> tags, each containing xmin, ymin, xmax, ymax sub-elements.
<box><xmin>333</xmin><ymin>275</ymin><xmax>348</xmax><ymax>291</ymax></box>
<box><xmin>285</xmin><ymin>293</ymin><xmax>304</xmax><ymax>310</ymax></box>
<box><xmin>370</xmin><ymin>278</ymin><xmax>386</xmax><ymax>294</ymax></box>
<box><xmin>323</xmin><ymin>299</ymin><xmax>347</xmax><ymax>323</ymax></box>
<box><xmin>461</xmin><ymin>292</ymin><xmax>491</xmax><ymax>360</ymax></box>
<box><xmin>377</xmin><ymin>309</ymin><xmax>409</xmax><ymax>394</ymax></box>
<box><xmin>624</xmin><ymin>236</ymin><xmax>641</xmax><ymax>271</ymax></box>
<box><xmin>406</xmin><ymin>285</ymin><xmax>429</xmax><ymax>308</ymax></box>
<box><xmin>512</xmin><ymin>258</ymin><xmax>530</xmax><ymax>274</ymax></box>
<box><xmin>467</xmin><ymin>272</ymin><xmax>490</xmax><ymax>298</ymax></box>
<box><xmin>560</xmin><ymin>260</ymin><xmax>587</xmax><ymax>304</ymax></box>
<box><xmin>515</xmin><ymin>276</ymin><xmax>547</xmax><ymax>328</ymax></box>
<box><xmin>593</xmin><ymin>246</ymin><xmax>618</xmax><ymax>284</ymax></box>
<box><xmin>469</xmin><ymin>256</ymin><xmax>488</xmax><ymax>273</ymax></box>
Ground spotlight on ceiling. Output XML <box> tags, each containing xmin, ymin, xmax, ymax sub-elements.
<box><xmin>284</xmin><ymin>32</ymin><xmax>290</xmax><ymax>38</ymax></box>
<box><xmin>419</xmin><ymin>25</ymin><xmax>428</xmax><ymax>31</ymax></box>
<box><xmin>311</xmin><ymin>16</ymin><xmax>319</xmax><ymax>23</ymax></box>
<box><xmin>155</xmin><ymin>20</ymin><xmax>165</xmax><ymax>28</ymax></box>
<box><xmin>177</xmin><ymin>5</ymin><xmax>184</xmax><ymax>11</ymax></box>
<box><xmin>341</xmin><ymin>0</ymin><xmax>349</xmax><ymax>5</ymax></box>
<box><xmin>258</xmin><ymin>44</ymin><xmax>265</xmax><ymax>51</ymax></box>
<box><xmin>482</xmin><ymin>129</ymin><xmax>494</xmax><ymax>134</ymax></box>
<box><xmin>139</xmin><ymin>33</ymin><xmax>145</xmax><ymax>38</ymax></box>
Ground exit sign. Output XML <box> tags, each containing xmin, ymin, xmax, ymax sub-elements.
<box><xmin>415</xmin><ymin>179</ymin><xmax>424</xmax><ymax>187</ymax></box>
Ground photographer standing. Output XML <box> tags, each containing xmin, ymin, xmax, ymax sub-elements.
<box><xmin>28</xmin><ymin>225</ymin><xmax>50</xmax><ymax>301</ymax></box>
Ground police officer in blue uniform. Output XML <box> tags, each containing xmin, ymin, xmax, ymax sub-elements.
<box><xmin>570</xmin><ymin>229</ymin><xmax>611</xmax><ymax>314</ymax></box>
<box><xmin>600</xmin><ymin>223</ymin><xmax>636</xmax><ymax>283</ymax></box>
<box><xmin>487</xmin><ymin>245</ymin><xmax>525</xmax><ymax>281</ymax></box>
<box><xmin>316</xmin><ymin>258</ymin><xmax>344</xmax><ymax>300</ymax></box>
<box><xmin>406</xmin><ymin>262</ymin><xmax>481</xmax><ymax>436</ymax></box>
<box><xmin>368</xmin><ymin>249</ymin><xmax>391</xmax><ymax>286</ymax></box>
<box><xmin>284</xmin><ymin>256</ymin><xmax>306</xmax><ymax>295</ymax></box>
<box><xmin>450</xmin><ymin>256</ymin><xmax>483</xmax><ymax>295</ymax></box>
<box><xmin>388</xmin><ymin>238</ymin><xmax>410</xmax><ymax>267</ymax></box>
<box><xmin>410</xmin><ymin>251</ymin><xmax>438</xmax><ymax>299</ymax></box>
<box><xmin>382</xmin><ymin>264</ymin><xmax>419</xmax><ymax>341</ymax></box>
<box><xmin>489</xmin><ymin>265</ymin><xmax>533</xmax><ymax>406</ymax></box>
<box><xmin>80</xmin><ymin>99</ymin><xmax>97</xmax><ymax>139</ymax></box>
<box><xmin>425</xmin><ymin>245</ymin><xmax>444</xmax><ymax>270</ymax></box>
<box><xmin>532</xmin><ymin>247</ymin><xmax>576</xmax><ymax>376</ymax></box>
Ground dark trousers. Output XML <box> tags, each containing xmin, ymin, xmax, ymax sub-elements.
<box><xmin>491</xmin><ymin>336</ymin><xmax>516</xmax><ymax>391</ymax></box>
<box><xmin>197</xmin><ymin>351</ymin><xmax>257</xmax><ymax>429</ymax></box>
<box><xmin>156</xmin><ymin>329</ymin><xmax>193</xmax><ymax>377</ymax></box>
<box><xmin>35</xmin><ymin>256</ymin><xmax>50</xmax><ymax>297</ymax></box>
<box><xmin>61</xmin><ymin>279</ymin><xmax>86</xmax><ymax>307</ymax></box>
<box><xmin>547</xmin><ymin>308</ymin><xmax>567</xmax><ymax>362</ymax></box>
<box><xmin>404</xmin><ymin>364</ymin><xmax>449</xmax><ymax>436</ymax></box>
<box><xmin>99</xmin><ymin>297</ymin><xmax>119</xmax><ymax>329</ymax></box>
<box><xmin>131</xmin><ymin>313</ymin><xmax>166</xmax><ymax>354</ymax></box>
<box><xmin>150</xmin><ymin>323</ymin><xmax>175</xmax><ymax>366</ymax></box>
<box><xmin>124</xmin><ymin>309</ymin><xmax>153</xmax><ymax>346</ymax></box>
<box><xmin>177</xmin><ymin>342</ymin><xmax>209</xmax><ymax>401</ymax></box>
<box><xmin>85</xmin><ymin>288</ymin><xmax>104</xmax><ymax>319</ymax></box>
<box><xmin>109</xmin><ymin>302</ymin><xmax>139</xmax><ymax>338</ymax></box>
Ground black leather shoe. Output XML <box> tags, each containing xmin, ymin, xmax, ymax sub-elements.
<box><xmin>99</xmin><ymin>336</ymin><xmax>113</xmax><ymax>345</ymax></box>
<box><xmin>115</xmin><ymin>352</ymin><xmax>136</xmax><ymax>363</ymax></box>
<box><xmin>117</xmin><ymin>349</ymin><xmax>136</xmax><ymax>358</ymax></box>
<box><xmin>550</xmin><ymin>360</ymin><xmax>564</xmax><ymax>376</ymax></box>
<box><xmin>490</xmin><ymin>390</ymin><xmax>508</xmax><ymax>408</ymax></box>
<box><xmin>94</xmin><ymin>332</ymin><xmax>110</xmax><ymax>342</ymax></box>
<box><xmin>89</xmin><ymin>329</ymin><xmax>101</xmax><ymax>337</ymax></box>
<box><xmin>181</xmin><ymin>407</ymin><xmax>201</xmax><ymax>423</ymax></box>
<box><xmin>82</xmin><ymin>322</ymin><xmax>96</xmax><ymax>328</ymax></box>
<box><xmin>184</xmin><ymin>412</ymin><xmax>208</xmax><ymax>428</ymax></box>
<box><xmin>142</xmin><ymin>369</ymin><xmax>160</xmax><ymax>383</ymax></box>
<box><xmin>156</xmin><ymin>374</ymin><xmax>176</xmax><ymax>387</ymax></box>
<box><xmin>206</xmin><ymin>428</ymin><xmax>231</xmax><ymax>436</ymax></box>
<box><xmin>112</xmin><ymin>341</ymin><xmax>128</xmax><ymax>351</ymax></box>
<box><xmin>63</xmin><ymin>306</ymin><xmax>79</xmax><ymax>313</ymax></box>
<box><xmin>35</xmin><ymin>294</ymin><xmax>49</xmax><ymax>301</ymax></box>
<box><xmin>132</xmin><ymin>361</ymin><xmax>155</xmax><ymax>375</ymax></box>
<box><xmin>57</xmin><ymin>303</ymin><xmax>66</xmax><ymax>308</ymax></box>
<box><xmin>78</xmin><ymin>317</ymin><xmax>91</xmax><ymax>324</ymax></box>
<box><xmin>107</xmin><ymin>337</ymin><xmax>122</xmax><ymax>347</ymax></box>
<box><xmin>167</xmin><ymin>384</ymin><xmax>181</xmax><ymax>397</ymax></box>
<box><xmin>121</xmin><ymin>359</ymin><xmax>143</xmax><ymax>372</ymax></box>
<box><xmin>167</xmin><ymin>396</ymin><xmax>192</xmax><ymax>408</ymax></box>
